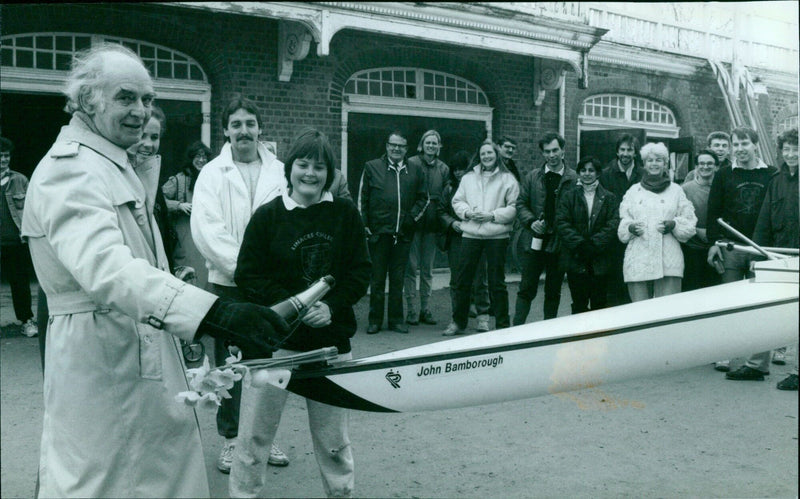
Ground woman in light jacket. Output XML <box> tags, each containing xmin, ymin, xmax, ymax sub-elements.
<box><xmin>445</xmin><ymin>140</ymin><xmax>519</xmax><ymax>335</ymax></box>
<box><xmin>617</xmin><ymin>142</ymin><xmax>696</xmax><ymax>301</ymax></box>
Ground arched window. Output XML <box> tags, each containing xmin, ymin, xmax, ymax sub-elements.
<box><xmin>1</xmin><ymin>33</ymin><xmax>207</xmax><ymax>82</ymax></box>
<box><xmin>1</xmin><ymin>33</ymin><xmax>212</xmax><ymax>145</ymax></box>
<box><xmin>345</xmin><ymin>68</ymin><xmax>489</xmax><ymax>106</ymax></box>
<box><xmin>580</xmin><ymin>94</ymin><xmax>679</xmax><ymax>138</ymax></box>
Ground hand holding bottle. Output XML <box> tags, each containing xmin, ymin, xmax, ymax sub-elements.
<box><xmin>302</xmin><ymin>302</ymin><xmax>332</xmax><ymax>328</ymax></box>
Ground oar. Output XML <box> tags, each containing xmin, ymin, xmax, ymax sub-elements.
<box><xmin>717</xmin><ymin>218</ymin><xmax>775</xmax><ymax>260</ymax></box>
<box><xmin>715</xmin><ymin>241</ymin><xmax>788</xmax><ymax>260</ymax></box>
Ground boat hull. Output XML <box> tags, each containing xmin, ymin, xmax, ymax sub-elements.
<box><xmin>287</xmin><ymin>275</ymin><xmax>798</xmax><ymax>413</ymax></box>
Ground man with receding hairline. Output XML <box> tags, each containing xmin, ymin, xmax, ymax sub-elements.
<box><xmin>22</xmin><ymin>44</ymin><xmax>288</xmax><ymax>498</ymax></box>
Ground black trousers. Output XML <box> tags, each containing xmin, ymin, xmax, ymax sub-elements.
<box><xmin>566</xmin><ymin>271</ymin><xmax>608</xmax><ymax>314</ymax></box>
<box><xmin>452</xmin><ymin>238</ymin><xmax>509</xmax><ymax>330</ymax></box>
<box><xmin>514</xmin><ymin>249</ymin><xmax>564</xmax><ymax>324</ymax></box>
<box><xmin>1</xmin><ymin>243</ymin><xmax>33</xmax><ymax>322</ymax></box>
<box><xmin>367</xmin><ymin>234</ymin><xmax>412</xmax><ymax>327</ymax></box>
<box><xmin>211</xmin><ymin>283</ymin><xmax>246</xmax><ymax>438</ymax></box>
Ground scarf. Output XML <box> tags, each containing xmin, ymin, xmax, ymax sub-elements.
<box><xmin>579</xmin><ymin>179</ymin><xmax>599</xmax><ymax>193</ymax></box>
<box><xmin>640</xmin><ymin>172</ymin><xmax>671</xmax><ymax>193</ymax></box>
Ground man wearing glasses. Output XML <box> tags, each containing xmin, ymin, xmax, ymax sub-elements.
<box><xmin>358</xmin><ymin>130</ymin><xmax>428</xmax><ymax>334</ymax></box>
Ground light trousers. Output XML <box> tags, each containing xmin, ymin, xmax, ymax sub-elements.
<box><xmin>404</xmin><ymin>231</ymin><xmax>437</xmax><ymax>314</ymax></box>
<box><xmin>627</xmin><ymin>276</ymin><xmax>681</xmax><ymax>302</ymax></box>
<box><xmin>230</xmin><ymin>350</ymin><xmax>354</xmax><ymax>498</ymax></box>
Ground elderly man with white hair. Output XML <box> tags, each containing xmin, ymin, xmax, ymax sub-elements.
<box><xmin>617</xmin><ymin>142</ymin><xmax>697</xmax><ymax>301</ymax></box>
<box><xmin>21</xmin><ymin>43</ymin><xmax>288</xmax><ymax>498</ymax></box>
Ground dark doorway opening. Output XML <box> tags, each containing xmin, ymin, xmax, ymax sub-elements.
<box><xmin>0</xmin><ymin>92</ymin><xmax>201</xmax><ymax>185</ymax></box>
<box><xmin>346</xmin><ymin>113</ymin><xmax>487</xmax><ymax>269</ymax></box>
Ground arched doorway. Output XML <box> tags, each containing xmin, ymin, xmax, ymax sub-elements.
<box><xmin>0</xmin><ymin>33</ymin><xmax>211</xmax><ymax>180</ymax></box>
<box><xmin>578</xmin><ymin>94</ymin><xmax>693</xmax><ymax>181</ymax></box>
<box><xmin>341</xmin><ymin>67</ymin><xmax>493</xmax><ymax>197</ymax></box>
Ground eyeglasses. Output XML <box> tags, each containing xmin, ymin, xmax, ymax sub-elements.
<box><xmin>696</xmin><ymin>161</ymin><xmax>716</xmax><ymax>166</ymax></box>
<box><xmin>387</xmin><ymin>143</ymin><xmax>407</xmax><ymax>149</ymax></box>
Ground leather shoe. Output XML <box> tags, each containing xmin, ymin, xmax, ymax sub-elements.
<box><xmin>366</xmin><ymin>324</ymin><xmax>380</xmax><ymax>335</ymax></box>
<box><xmin>406</xmin><ymin>312</ymin><xmax>419</xmax><ymax>325</ymax></box>
<box><xmin>726</xmin><ymin>366</ymin><xmax>767</xmax><ymax>381</ymax></box>
<box><xmin>777</xmin><ymin>374</ymin><xmax>798</xmax><ymax>391</ymax></box>
<box><xmin>389</xmin><ymin>323</ymin><xmax>409</xmax><ymax>334</ymax></box>
<box><xmin>419</xmin><ymin>310</ymin><xmax>437</xmax><ymax>325</ymax></box>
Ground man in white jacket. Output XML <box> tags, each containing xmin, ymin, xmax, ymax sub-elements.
<box><xmin>191</xmin><ymin>96</ymin><xmax>290</xmax><ymax>473</ymax></box>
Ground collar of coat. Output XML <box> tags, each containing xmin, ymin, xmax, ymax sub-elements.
<box><xmin>60</xmin><ymin>114</ymin><xmax>132</xmax><ymax>170</ymax></box>
<box><xmin>212</xmin><ymin>141</ymin><xmax>279</xmax><ymax>173</ymax></box>
<box><xmin>382</xmin><ymin>154</ymin><xmax>406</xmax><ymax>171</ymax></box>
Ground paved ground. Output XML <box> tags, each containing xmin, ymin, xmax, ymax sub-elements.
<box><xmin>1</xmin><ymin>277</ymin><xmax>798</xmax><ymax>498</ymax></box>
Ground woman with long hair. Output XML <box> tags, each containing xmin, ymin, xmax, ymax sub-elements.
<box><xmin>444</xmin><ymin>139</ymin><xmax>519</xmax><ymax>335</ymax></box>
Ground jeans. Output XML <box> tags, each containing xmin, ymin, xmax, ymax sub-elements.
<box><xmin>514</xmin><ymin>249</ymin><xmax>564</xmax><ymax>324</ymax></box>
<box><xmin>1</xmin><ymin>243</ymin><xmax>33</xmax><ymax>322</ymax></box>
<box><xmin>230</xmin><ymin>350</ymin><xmax>354</xmax><ymax>498</ymax></box>
<box><xmin>447</xmin><ymin>234</ymin><xmax>490</xmax><ymax>318</ymax></box>
<box><xmin>404</xmin><ymin>231</ymin><xmax>437</xmax><ymax>315</ymax></box>
<box><xmin>368</xmin><ymin>234</ymin><xmax>412</xmax><ymax>327</ymax></box>
<box><xmin>452</xmin><ymin>238</ymin><xmax>508</xmax><ymax>330</ymax></box>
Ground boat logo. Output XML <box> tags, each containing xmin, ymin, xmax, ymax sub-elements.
<box><xmin>385</xmin><ymin>370</ymin><xmax>401</xmax><ymax>389</ymax></box>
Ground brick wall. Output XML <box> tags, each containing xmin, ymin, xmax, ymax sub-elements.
<box><xmin>2</xmin><ymin>3</ymin><xmax>796</xmax><ymax>180</ymax></box>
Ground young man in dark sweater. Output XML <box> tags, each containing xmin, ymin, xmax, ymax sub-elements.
<box><xmin>705</xmin><ymin>126</ymin><xmax>777</xmax><ymax>373</ymax></box>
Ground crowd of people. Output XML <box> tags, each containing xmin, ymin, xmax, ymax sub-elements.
<box><xmin>1</xmin><ymin>42</ymin><xmax>797</xmax><ymax>498</ymax></box>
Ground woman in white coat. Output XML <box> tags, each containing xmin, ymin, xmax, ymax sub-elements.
<box><xmin>617</xmin><ymin>142</ymin><xmax>697</xmax><ymax>301</ymax></box>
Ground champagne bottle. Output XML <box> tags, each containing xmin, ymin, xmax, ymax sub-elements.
<box><xmin>270</xmin><ymin>275</ymin><xmax>336</xmax><ymax>329</ymax></box>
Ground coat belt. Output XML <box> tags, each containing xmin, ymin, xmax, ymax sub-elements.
<box><xmin>47</xmin><ymin>290</ymin><xmax>111</xmax><ymax>315</ymax></box>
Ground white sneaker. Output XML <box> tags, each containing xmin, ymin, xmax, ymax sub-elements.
<box><xmin>22</xmin><ymin>319</ymin><xmax>38</xmax><ymax>338</ymax></box>
<box><xmin>714</xmin><ymin>360</ymin><xmax>730</xmax><ymax>372</ymax></box>
<box><xmin>772</xmin><ymin>347</ymin><xmax>787</xmax><ymax>365</ymax></box>
<box><xmin>217</xmin><ymin>439</ymin><xmax>235</xmax><ymax>473</ymax></box>
<box><xmin>476</xmin><ymin>314</ymin><xmax>490</xmax><ymax>332</ymax></box>
<box><xmin>442</xmin><ymin>322</ymin><xmax>464</xmax><ymax>336</ymax></box>
<box><xmin>268</xmin><ymin>443</ymin><xmax>290</xmax><ymax>466</ymax></box>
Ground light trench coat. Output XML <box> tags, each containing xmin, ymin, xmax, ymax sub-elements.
<box><xmin>617</xmin><ymin>182</ymin><xmax>697</xmax><ymax>282</ymax></box>
<box><xmin>21</xmin><ymin>115</ymin><xmax>218</xmax><ymax>498</ymax></box>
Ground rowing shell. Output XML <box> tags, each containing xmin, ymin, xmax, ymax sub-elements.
<box><xmin>270</xmin><ymin>258</ymin><xmax>798</xmax><ymax>413</ymax></box>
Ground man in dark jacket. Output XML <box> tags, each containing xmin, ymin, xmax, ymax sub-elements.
<box><xmin>599</xmin><ymin>133</ymin><xmax>642</xmax><ymax>307</ymax></box>
<box><xmin>513</xmin><ymin>132</ymin><xmax>577</xmax><ymax>324</ymax></box>
<box><xmin>727</xmin><ymin>128</ymin><xmax>798</xmax><ymax>388</ymax></box>
<box><xmin>358</xmin><ymin>130</ymin><xmax>428</xmax><ymax>334</ymax></box>
<box><xmin>498</xmin><ymin>135</ymin><xmax>522</xmax><ymax>182</ymax></box>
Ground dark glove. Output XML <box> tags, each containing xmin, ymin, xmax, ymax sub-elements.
<box><xmin>195</xmin><ymin>299</ymin><xmax>290</xmax><ymax>359</ymax></box>
<box><xmin>663</xmin><ymin>220</ymin><xmax>676</xmax><ymax>233</ymax></box>
<box><xmin>400</xmin><ymin>216</ymin><xmax>418</xmax><ymax>239</ymax></box>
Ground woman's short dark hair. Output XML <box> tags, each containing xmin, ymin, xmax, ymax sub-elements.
<box><xmin>576</xmin><ymin>156</ymin><xmax>599</xmax><ymax>173</ymax></box>
<box><xmin>283</xmin><ymin>128</ymin><xmax>336</xmax><ymax>193</ymax></box>
<box><xmin>0</xmin><ymin>136</ymin><xmax>14</xmax><ymax>154</ymax></box>
<box><xmin>183</xmin><ymin>140</ymin><xmax>213</xmax><ymax>189</ymax></box>
<box><xmin>448</xmin><ymin>150</ymin><xmax>472</xmax><ymax>183</ymax></box>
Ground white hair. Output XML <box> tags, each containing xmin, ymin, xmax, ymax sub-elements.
<box><xmin>62</xmin><ymin>43</ymin><xmax>148</xmax><ymax>115</ymax></box>
<box><xmin>640</xmin><ymin>142</ymin><xmax>669</xmax><ymax>162</ymax></box>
